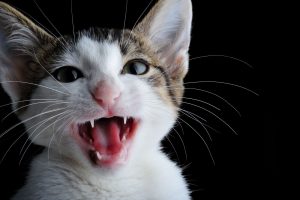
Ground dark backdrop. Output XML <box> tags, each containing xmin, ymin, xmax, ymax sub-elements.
<box><xmin>0</xmin><ymin>0</ymin><xmax>280</xmax><ymax>199</ymax></box>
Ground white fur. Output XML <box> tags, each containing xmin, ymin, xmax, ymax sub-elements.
<box><xmin>0</xmin><ymin>0</ymin><xmax>193</xmax><ymax>199</ymax></box>
<box><xmin>11</xmin><ymin>37</ymin><xmax>190</xmax><ymax>199</ymax></box>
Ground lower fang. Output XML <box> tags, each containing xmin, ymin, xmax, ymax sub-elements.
<box><xmin>122</xmin><ymin>135</ymin><xmax>127</xmax><ymax>142</ymax></box>
<box><xmin>90</xmin><ymin>120</ymin><xmax>94</xmax><ymax>128</ymax></box>
<box><xmin>96</xmin><ymin>151</ymin><xmax>102</xmax><ymax>160</ymax></box>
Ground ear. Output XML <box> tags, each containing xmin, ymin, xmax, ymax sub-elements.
<box><xmin>0</xmin><ymin>2</ymin><xmax>53</xmax><ymax>102</ymax></box>
<box><xmin>134</xmin><ymin>0</ymin><xmax>192</xmax><ymax>79</ymax></box>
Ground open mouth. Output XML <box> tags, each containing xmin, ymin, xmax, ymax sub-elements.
<box><xmin>74</xmin><ymin>116</ymin><xmax>138</xmax><ymax>167</ymax></box>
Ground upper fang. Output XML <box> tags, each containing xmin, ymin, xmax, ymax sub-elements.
<box><xmin>90</xmin><ymin>120</ymin><xmax>94</xmax><ymax>128</ymax></box>
<box><xmin>123</xmin><ymin>117</ymin><xmax>127</xmax><ymax>124</ymax></box>
<box><xmin>96</xmin><ymin>151</ymin><xmax>102</xmax><ymax>160</ymax></box>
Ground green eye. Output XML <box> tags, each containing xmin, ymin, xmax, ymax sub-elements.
<box><xmin>53</xmin><ymin>66</ymin><xmax>84</xmax><ymax>83</ymax></box>
<box><xmin>122</xmin><ymin>60</ymin><xmax>149</xmax><ymax>75</ymax></box>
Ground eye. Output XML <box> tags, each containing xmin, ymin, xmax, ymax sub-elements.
<box><xmin>53</xmin><ymin>66</ymin><xmax>84</xmax><ymax>83</ymax></box>
<box><xmin>122</xmin><ymin>60</ymin><xmax>149</xmax><ymax>75</ymax></box>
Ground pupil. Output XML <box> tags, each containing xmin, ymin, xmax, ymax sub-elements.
<box><xmin>132</xmin><ymin>64</ymin><xmax>138</xmax><ymax>74</ymax></box>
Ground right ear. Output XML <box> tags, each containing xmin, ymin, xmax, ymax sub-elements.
<box><xmin>133</xmin><ymin>0</ymin><xmax>192</xmax><ymax>80</ymax></box>
<box><xmin>0</xmin><ymin>2</ymin><xmax>53</xmax><ymax>102</ymax></box>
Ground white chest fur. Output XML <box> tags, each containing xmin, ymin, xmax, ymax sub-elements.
<box><xmin>12</xmin><ymin>151</ymin><xmax>190</xmax><ymax>200</ymax></box>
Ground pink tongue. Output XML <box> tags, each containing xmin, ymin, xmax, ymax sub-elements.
<box><xmin>91</xmin><ymin>119</ymin><xmax>122</xmax><ymax>155</ymax></box>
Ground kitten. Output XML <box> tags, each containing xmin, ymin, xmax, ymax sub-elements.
<box><xmin>0</xmin><ymin>0</ymin><xmax>192</xmax><ymax>199</ymax></box>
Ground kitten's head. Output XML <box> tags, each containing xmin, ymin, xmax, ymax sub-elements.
<box><xmin>0</xmin><ymin>0</ymin><xmax>192</xmax><ymax>169</ymax></box>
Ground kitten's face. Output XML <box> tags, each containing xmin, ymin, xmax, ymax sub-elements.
<box><xmin>0</xmin><ymin>0</ymin><xmax>192</xmax><ymax>168</ymax></box>
<box><xmin>21</xmin><ymin>30</ymin><xmax>180</xmax><ymax>167</ymax></box>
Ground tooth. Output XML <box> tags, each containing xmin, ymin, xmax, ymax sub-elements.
<box><xmin>124</xmin><ymin>117</ymin><xmax>127</xmax><ymax>124</ymax></box>
<box><xmin>122</xmin><ymin>135</ymin><xmax>127</xmax><ymax>142</ymax></box>
<box><xmin>90</xmin><ymin>120</ymin><xmax>94</xmax><ymax>128</ymax></box>
<box><xmin>96</xmin><ymin>151</ymin><xmax>102</xmax><ymax>160</ymax></box>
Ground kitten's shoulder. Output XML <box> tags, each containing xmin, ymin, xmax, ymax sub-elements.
<box><xmin>141</xmin><ymin>151</ymin><xmax>191</xmax><ymax>199</ymax></box>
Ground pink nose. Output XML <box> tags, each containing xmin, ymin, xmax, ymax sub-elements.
<box><xmin>93</xmin><ymin>81</ymin><xmax>121</xmax><ymax>107</ymax></box>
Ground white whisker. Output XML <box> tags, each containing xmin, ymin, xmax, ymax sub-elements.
<box><xmin>33</xmin><ymin>0</ymin><xmax>68</xmax><ymax>46</ymax></box>
<box><xmin>15</xmin><ymin>6</ymin><xmax>68</xmax><ymax>50</ymax></box>
<box><xmin>1</xmin><ymin>100</ymin><xmax>70</xmax><ymax>122</ymax></box>
<box><xmin>124</xmin><ymin>0</ymin><xmax>154</xmax><ymax>47</ymax></box>
<box><xmin>0</xmin><ymin>113</ymin><xmax>61</xmax><ymax>164</ymax></box>
<box><xmin>184</xmin><ymin>87</ymin><xmax>241</xmax><ymax>116</ymax></box>
<box><xmin>47</xmin><ymin>111</ymin><xmax>75</xmax><ymax>161</ymax></box>
<box><xmin>19</xmin><ymin>108</ymin><xmax>72</xmax><ymax>155</ymax></box>
<box><xmin>177</xmin><ymin>117</ymin><xmax>215</xmax><ymax>165</ymax></box>
<box><xmin>70</xmin><ymin>0</ymin><xmax>76</xmax><ymax>42</ymax></box>
<box><xmin>0</xmin><ymin>107</ymin><xmax>68</xmax><ymax>139</ymax></box>
<box><xmin>165</xmin><ymin>136</ymin><xmax>180</xmax><ymax>162</ymax></box>
<box><xmin>186</xmin><ymin>102</ymin><xmax>238</xmax><ymax>135</ymax></box>
<box><xmin>0</xmin><ymin>81</ymin><xmax>70</xmax><ymax>96</ymax></box>
<box><xmin>19</xmin><ymin>109</ymin><xmax>72</xmax><ymax>165</ymax></box>
<box><xmin>189</xmin><ymin>54</ymin><xmax>254</xmax><ymax>69</ymax></box>
<box><xmin>33</xmin><ymin>51</ymin><xmax>72</xmax><ymax>94</ymax></box>
<box><xmin>184</xmin><ymin>81</ymin><xmax>259</xmax><ymax>96</ymax></box>
<box><xmin>120</xmin><ymin>0</ymin><xmax>129</xmax><ymax>45</ymax></box>
<box><xmin>182</xmin><ymin>97</ymin><xmax>221</xmax><ymax>111</ymax></box>
<box><xmin>0</xmin><ymin>98</ymin><xmax>60</xmax><ymax>108</ymax></box>
<box><xmin>171</xmin><ymin>127</ymin><xmax>188</xmax><ymax>161</ymax></box>
<box><xmin>179</xmin><ymin>110</ymin><xmax>212</xmax><ymax>141</ymax></box>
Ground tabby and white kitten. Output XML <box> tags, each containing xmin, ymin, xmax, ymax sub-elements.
<box><xmin>0</xmin><ymin>0</ymin><xmax>192</xmax><ymax>199</ymax></box>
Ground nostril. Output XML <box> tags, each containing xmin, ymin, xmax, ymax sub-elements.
<box><xmin>92</xmin><ymin>81</ymin><xmax>121</xmax><ymax>107</ymax></box>
<box><xmin>93</xmin><ymin>91</ymin><xmax>121</xmax><ymax>107</ymax></box>
<box><xmin>96</xmin><ymin>98</ymin><xmax>103</xmax><ymax>105</ymax></box>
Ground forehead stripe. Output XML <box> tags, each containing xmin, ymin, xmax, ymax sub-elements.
<box><xmin>154</xmin><ymin>66</ymin><xmax>179</xmax><ymax>107</ymax></box>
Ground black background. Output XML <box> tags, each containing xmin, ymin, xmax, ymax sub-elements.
<box><xmin>0</xmin><ymin>0</ymin><xmax>281</xmax><ymax>199</ymax></box>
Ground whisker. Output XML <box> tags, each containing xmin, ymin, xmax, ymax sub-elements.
<box><xmin>179</xmin><ymin>110</ymin><xmax>212</xmax><ymax>141</ymax></box>
<box><xmin>13</xmin><ymin>5</ymin><xmax>69</xmax><ymax>50</ymax></box>
<box><xmin>47</xmin><ymin>111</ymin><xmax>75</xmax><ymax>161</ymax></box>
<box><xmin>0</xmin><ymin>113</ymin><xmax>59</xmax><ymax>164</ymax></box>
<box><xmin>33</xmin><ymin>0</ymin><xmax>68</xmax><ymax>46</ymax></box>
<box><xmin>19</xmin><ymin>108</ymin><xmax>72</xmax><ymax>155</ymax></box>
<box><xmin>0</xmin><ymin>107</ymin><xmax>68</xmax><ymax>139</ymax></box>
<box><xmin>0</xmin><ymin>81</ymin><xmax>70</xmax><ymax>96</ymax></box>
<box><xmin>189</xmin><ymin>54</ymin><xmax>254</xmax><ymax>69</ymax></box>
<box><xmin>184</xmin><ymin>87</ymin><xmax>241</xmax><ymax>116</ymax></box>
<box><xmin>57</xmin><ymin>117</ymin><xmax>74</xmax><ymax>156</ymax></box>
<box><xmin>183</xmin><ymin>81</ymin><xmax>259</xmax><ymax>96</ymax></box>
<box><xmin>70</xmin><ymin>0</ymin><xmax>76</xmax><ymax>42</ymax></box>
<box><xmin>0</xmin><ymin>98</ymin><xmax>60</xmax><ymax>108</ymax></box>
<box><xmin>165</xmin><ymin>136</ymin><xmax>180</xmax><ymax>163</ymax></box>
<box><xmin>177</xmin><ymin>117</ymin><xmax>215</xmax><ymax>165</ymax></box>
<box><xmin>181</xmin><ymin>110</ymin><xmax>220</xmax><ymax>134</ymax></box>
<box><xmin>185</xmin><ymin>102</ymin><xmax>238</xmax><ymax>135</ymax></box>
<box><xmin>181</xmin><ymin>101</ymin><xmax>219</xmax><ymax>116</ymax></box>
<box><xmin>158</xmin><ymin>83</ymin><xmax>242</xmax><ymax>116</ymax></box>
<box><xmin>120</xmin><ymin>0</ymin><xmax>129</xmax><ymax>45</ymax></box>
<box><xmin>19</xmin><ymin>109</ymin><xmax>72</xmax><ymax>165</ymax></box>
<box><xmin>40</xmin><ymin>101</ymin><xmax>71</xmax><ymax>114</ymax></box>
<box><xmin>33</xmin><ymin>51</ymin><xmax>72</xmax><ymax>94</ymax></box>
<box><xmin>178</xmin><ymin>108</ymin><xmax>207</xmax><ymax>123</ymax></box>
<box><xmin>124</xmin><ymin>0</ymin><xmax>154</xmax><ymax>47</ymax></box>
<box><xmin>1</xmin><ymin>100</ymin><xmax>70</xmax><ymax>122</ymax></box>
<box><xmin>181</xmin><ymin>97</ymin><xmax>221</xmax><ymax>111</ymax></box>
<box><xmin>171</xmin><ymin>127</ymin><xmax>188</xmax><ymax>161</ymax></box>
<box><xmin>174</xmin><ymin>119</ymin><xmax>185</xmax><ymax>136</ymax></box>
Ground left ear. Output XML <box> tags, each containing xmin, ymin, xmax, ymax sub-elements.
<box><xmin>0</xmin><ymin>2</ymin><xmax>54</xmax><ymax>102</ymax></box>
<box><xmin>134</xmin><ymin>0</ymin><xmax>192</xmax><ymax>79</ymax></box>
